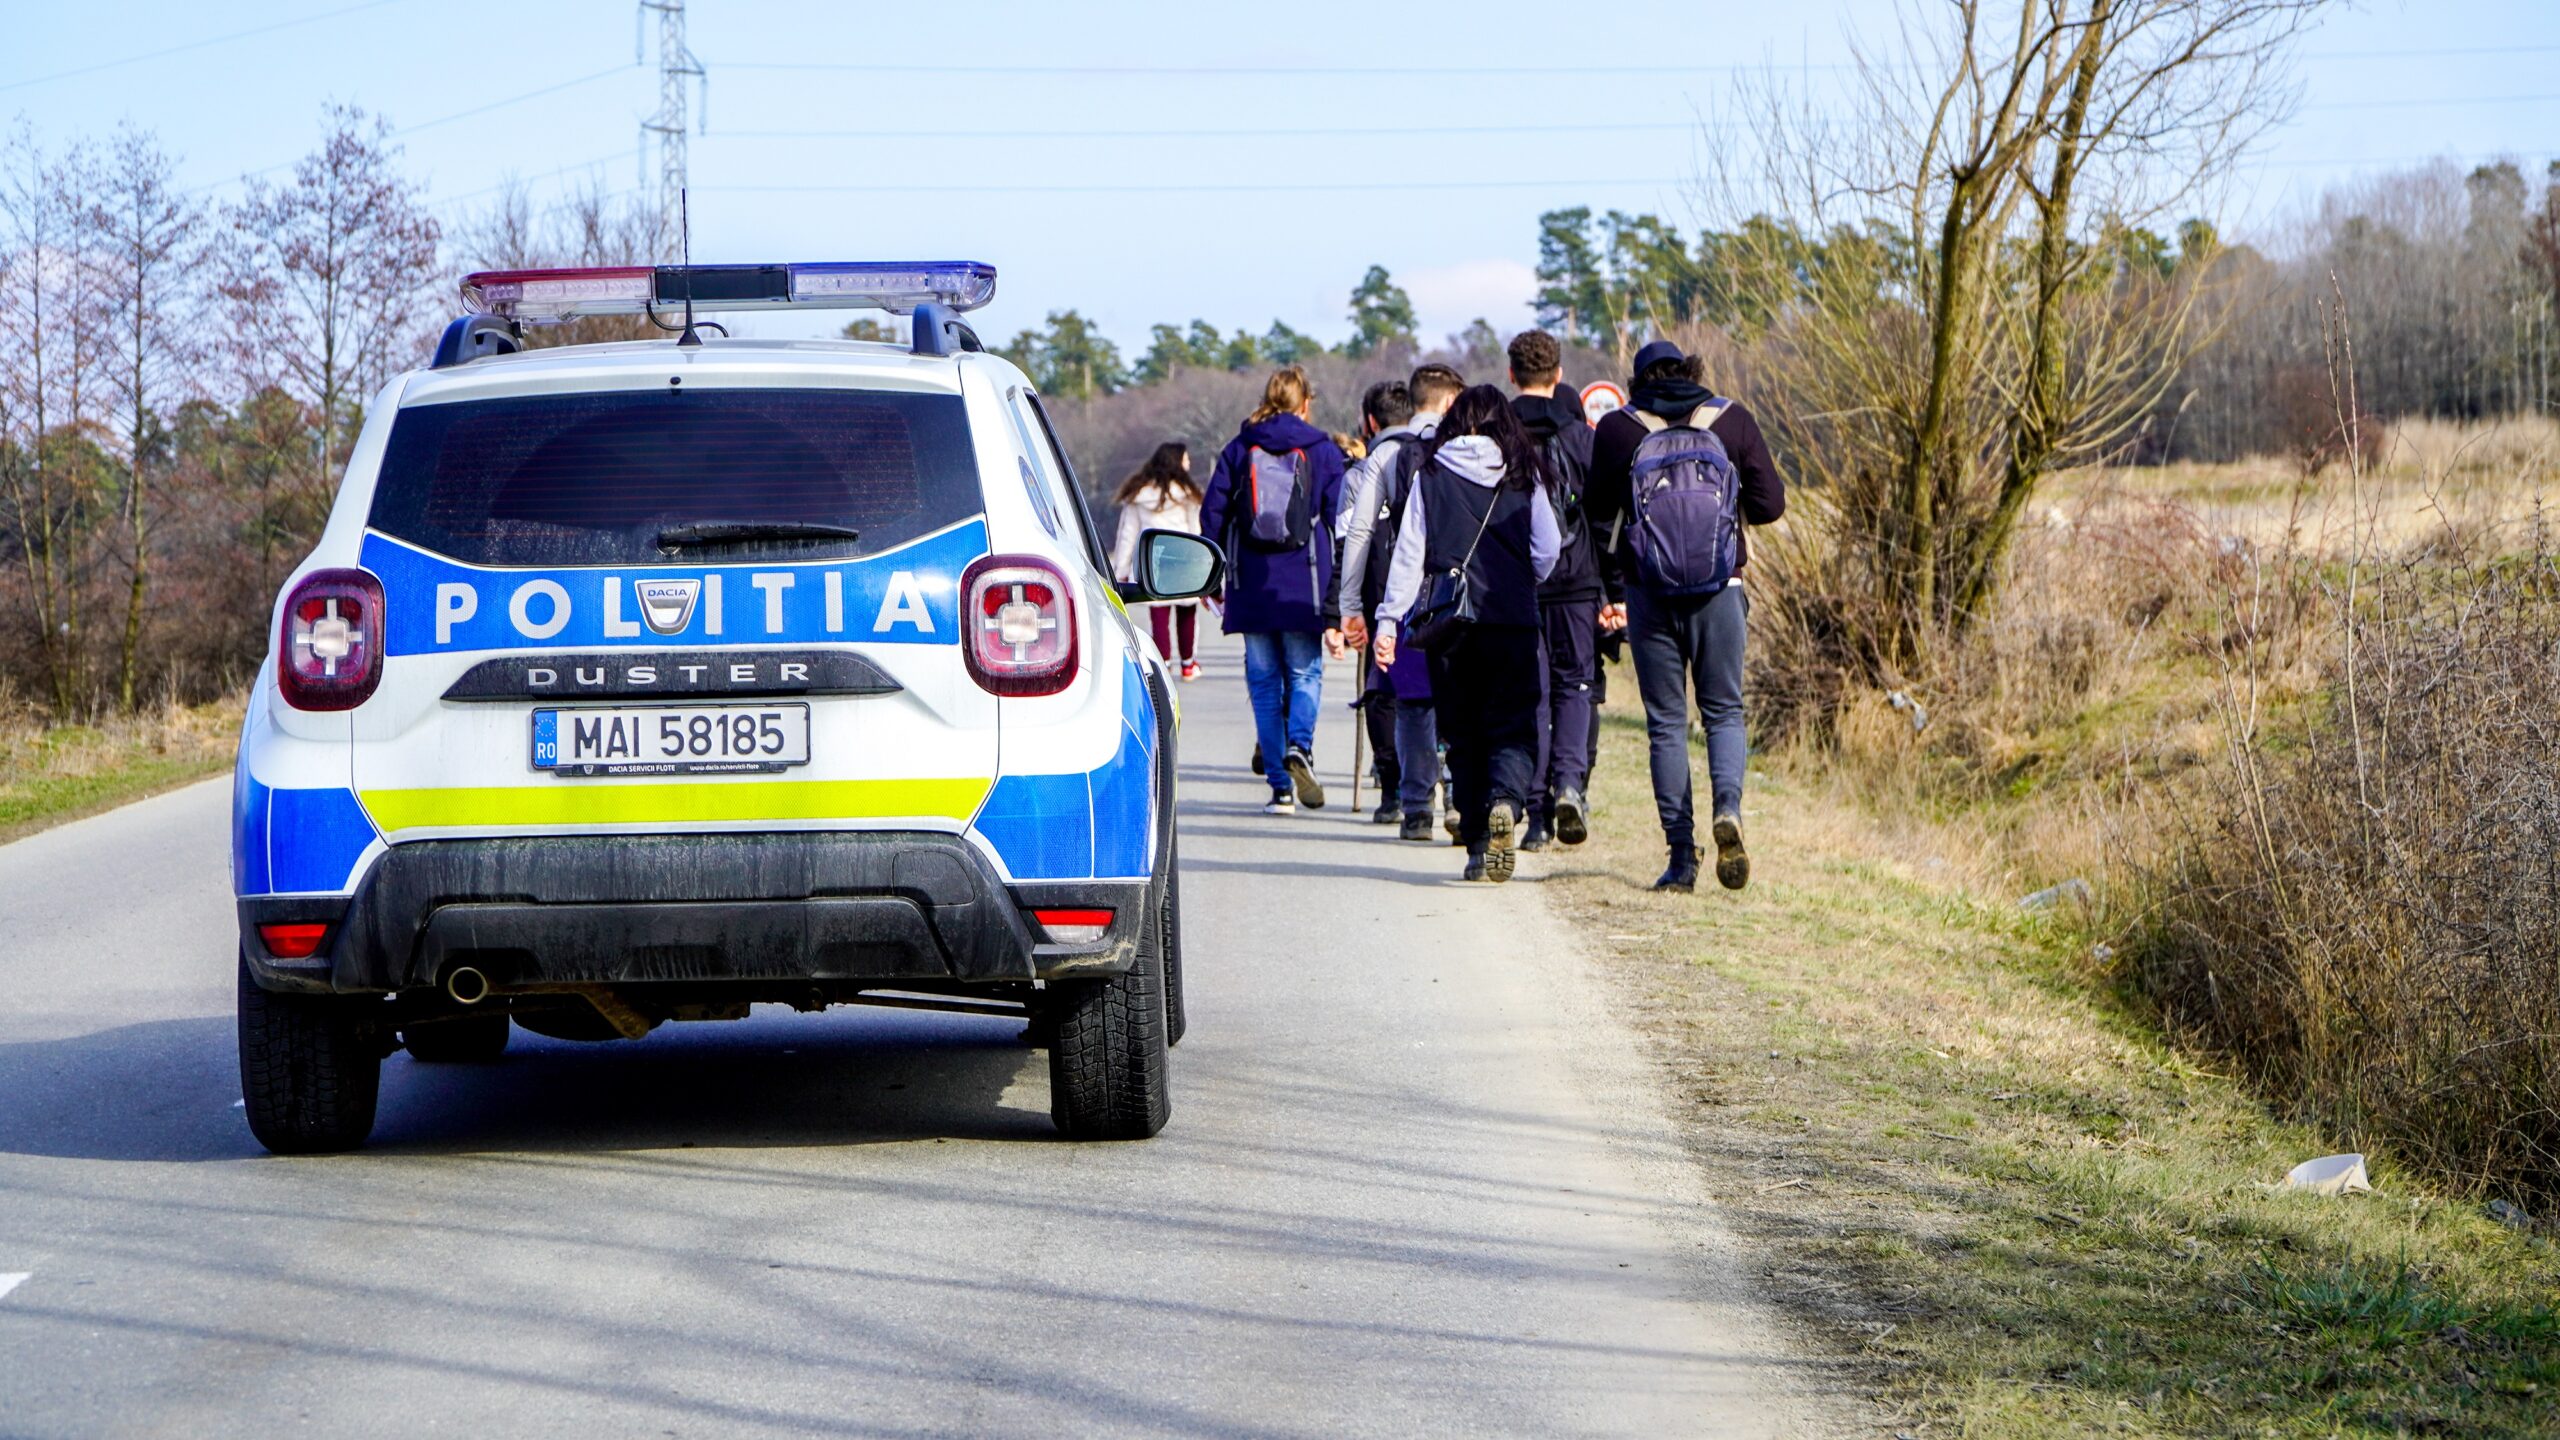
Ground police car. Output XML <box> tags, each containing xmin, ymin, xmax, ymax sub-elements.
<box><xmin>232</xmin><ymin>261</ymin><xmax>1218</xmax><ymax>1152</ymax></box>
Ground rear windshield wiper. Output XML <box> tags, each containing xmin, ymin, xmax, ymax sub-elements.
<box><xmin>656</xmin><ymin>521</ymin><xmax>862</xmax><ymax>549</ymax></box>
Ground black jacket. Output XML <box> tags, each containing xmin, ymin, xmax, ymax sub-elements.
<box><xmin>1585</xmin><ymin>398</ymin><xmax>1785</xmax><ymax>595</ymax></box>
<box><xmin>1417</xmin><ymin>461</ymin><xmax>1541</xmax><ymax>630</ymax></box>
<box><xmin>1510</xmin><ymin>392</ymin><xmax>1606</xmax><ymax>605</ymax></box>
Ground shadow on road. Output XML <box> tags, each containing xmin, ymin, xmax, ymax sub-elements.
<box><xmin>0</xmin><ymin>1007</ymin><xmax>1050</xmax><ymax>1163</ymax></box>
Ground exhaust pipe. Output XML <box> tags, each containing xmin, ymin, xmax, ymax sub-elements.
<box><xmin>444</xmin><ymin>966</ymin><xmax>490</xmax><ymax>1006</ymax></box>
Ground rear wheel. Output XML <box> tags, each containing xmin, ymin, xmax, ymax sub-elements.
<box><xmin>402</xmin><ymin>1012</ymin><xmax>510</xmax><ymax>1063</ymax></box>
<box><xmin>237</xmin><ymin>953</ymin><xmax>383</xmax><ymax>1155</ymax></box>
<box><xmin>1047</xmin><ymin>883</ymin><xmax>1171</xmax><ymax>1140</ymax></box>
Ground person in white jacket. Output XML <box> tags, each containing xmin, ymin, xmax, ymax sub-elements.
<box><xmin>1111</xmin><ymin>441</ymin><xmax>1205</xmax><ymax>679</ymax></box>
<box><xmin>1373</xmin><ymin>385</ymin><xmax>1560</xmax><ymax>883</ymax></box>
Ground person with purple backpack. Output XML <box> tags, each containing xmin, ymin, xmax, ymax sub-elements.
<box><xmin>1198</xmin><ymin>364</ymin><xmax>1349</xmax><ymax>815</ymax></box>
<box><xmin>1584</xmin><ymin>341</ymin><xmax>1787</xmax><ymax>892</ymax></box>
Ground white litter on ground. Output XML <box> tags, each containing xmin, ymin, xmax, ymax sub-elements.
<box><xmin>2283</xmin><ymin>1153</ymin><xmax>2372</xmax><ymax>1195</ymax></box>
<box><xmin>0</xmin><ymin>1273</ymin><xmax>28</xmax><ymax>1302</ymax></box>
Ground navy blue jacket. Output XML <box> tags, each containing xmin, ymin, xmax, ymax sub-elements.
<box><xmin>1197</xmin><ymin>413</ymin><xmax>1347</xmax><ymax>634</ymax></box>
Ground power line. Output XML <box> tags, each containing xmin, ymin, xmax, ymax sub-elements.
<box><xmin>0</xmin><ymin>0</ymin><xmax>403</xmax><ymax>94</ymax></box>
<box><xmin>713</xmin><ymin>90</ymin><xmax>2560</xmax><ymax>146</ymax></box>
<box><xmin>714</xmin><ymin>120</ymin><xmax>1704</xmax><ymax>142</ymax></box>
<box><xmin>181</xmin><ymin>65</ymin><xmax>634</xmax><ymax>197</ymax></box>
<box><xmin>703</xmin><ymin>43</ymin><xmax>2560</xmax><ymax>78</ymax></box>
<box><xmin>702</xmin><ymin>177</ymin><xmax>1693</xmax><ymax>196</ymax></box>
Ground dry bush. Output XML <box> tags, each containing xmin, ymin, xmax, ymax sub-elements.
<box><xmin>2136</xmin><ymin>547</ymin><xmax>2560</xmax><ymax>1208</ymax></box>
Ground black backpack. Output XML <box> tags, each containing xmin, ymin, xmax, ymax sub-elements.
<box><xmin>1538</xmin><ymin>431</ymin><xmax>1591</xmax><ymax>555</ymax></box>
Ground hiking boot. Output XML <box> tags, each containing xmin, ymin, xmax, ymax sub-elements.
<box><xmin>1483</xmin><ymin>806</ymin><xmax>1518</xmax><ymax>884</ymax></box>
<box><xmin>1653</xmin><ymin>844</ymin><xmax>1701</xmax><ymax>893</ymax></box>
<box><xmin>1399</xmin><ymin>812</ymin><xmax>1436</xmax><ymax>842</ymax></box>
<box><xmin>1443</xmin><ymin>807</ymin><xmax>1462</xmax><ymax>843</ymax></box>
<box><xmin>1370</xmin><ymin>797</ymin><xmax>1400</xmax><ymax>825</ymax></box>
<box><xmin>1462</xmin><ymin>852</ymin><xmax>1489</xmax><ymax>883</ymax></box>
<box><xmin>1520</xmin><ymin>817</ymin><xmax>1552</xmax><ymax>853</ymax></box>
<box><xmin>1552</xmin><ymin>788</ymin><xmax>1589</xmax><ymax>846</ymax></box>
<box><xmin>1711</xmin><ymin>811</ymin><xmax>1750</xmax><ymax>890</ymax></box>
<box><xmin>1262</xmin><ymin>790</ymin><xmax>1296</xmax><ymax>816</ymax></box>
<box><xmin>1285</xmin><ymin>747</ymin><xmax>1325</xmax><ymax>809</ymax></box>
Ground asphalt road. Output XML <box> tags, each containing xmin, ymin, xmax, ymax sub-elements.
<box><xmin>0</xmin><ymin>637</ymin><xmax>1812</xmax><ymax>1438</ymax></box>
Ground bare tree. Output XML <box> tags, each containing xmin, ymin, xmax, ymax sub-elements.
<box><xmin>1707</xmin><ymin>0</ymin><xmax>2326</xmax><ymax>663</ymax></box>
<box><xmin>93</xmin><ymin>125</ymin><xmax>202</xmax><ymax>710</ymax></box>
<box><xmin>455</xmin><ymin>179</ymin><xmax>661</xmax><ymax>348</ymax></box>
<box><xmin>0</xmin><ymin>124</ymin><xmax>108</xmax><ymax>715</ymax></box>
<box><xmin>217</xmin><ymin>105</ymin><xmax>440</xmax><ymax>533</ymax></box>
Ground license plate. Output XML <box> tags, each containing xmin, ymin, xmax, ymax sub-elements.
<box><xmin>532</xmin><ymin>703</ymin><xmax>810</xmax><ymax>776</ymax></box>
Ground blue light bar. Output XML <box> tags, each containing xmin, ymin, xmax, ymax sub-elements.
<box><xmin>789</xmin><ymin>261</ymin><xmax>997</xmax><ymax>314</ymax></box>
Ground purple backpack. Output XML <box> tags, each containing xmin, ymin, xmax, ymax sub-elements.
<box><xmin>1241</xmin><ymin>447</ymin><xmax>1313</xmax><ymax>553</ymax></box>
<box><xmin>1626</xmin><ymin>402</ymin><xmax>1740</xmax><ymax>596</ymax></box>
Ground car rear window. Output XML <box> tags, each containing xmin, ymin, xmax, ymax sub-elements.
<box><xmin>367</xmin><ymin>387</ymin><xmax>981</xmax><ymax>566</ymax></box>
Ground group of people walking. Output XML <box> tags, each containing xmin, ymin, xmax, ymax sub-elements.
<box><xmin>1114</xmin><ymin>331</ymin><xmax>1784</xmax><ymax>892</ymax></box>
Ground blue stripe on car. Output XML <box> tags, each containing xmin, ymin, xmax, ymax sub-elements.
<box><xmin>975</xmin><ymin>660</ymin><xmax>1159</xmax><ymax>882</ymax></box>
<box><xmin>236</xmin><ymin>779</ymin><xmax>381</xmax><ymax>896</ymax></box>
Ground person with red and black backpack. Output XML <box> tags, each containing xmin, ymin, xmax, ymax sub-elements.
<box><xmin>1198</xmin><ymin>364</ymin><xmax>1349</xmax><ymax>815</ymax></box>
<box><xmin>1584</xmin><ymin>341</ymin><xmax>1787</xmax><ymax>892</ymax></box>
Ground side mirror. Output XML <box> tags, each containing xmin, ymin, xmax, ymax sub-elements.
<box><xmin>1125</xmin><ymin>529</ymin><xmax>1224</xmax><ymax>603</ymax></box>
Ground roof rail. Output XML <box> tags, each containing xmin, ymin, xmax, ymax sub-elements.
<box><xmin>431</xmin><ymin>314</ymin><xmax>523</xmax><ymax>369</ymax></box>
<box><xmin>910</xmin><ymin>301</ymin><xmax>984</xmax><ymax>358</ymax></box>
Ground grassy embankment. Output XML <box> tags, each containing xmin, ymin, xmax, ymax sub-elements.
<box><xmin>0</xmin><ymin>698</ymin><xmax>241</xmax><ymax>843</ymax></box>
<box><xmin>1549</xmin><ymin>421</ymin><xmax>2560</xmax><ymax>1437</ymax></box>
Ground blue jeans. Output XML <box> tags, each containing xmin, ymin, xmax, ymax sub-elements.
<box><xmin>1241</xmin><ymin>630</ymin><xmax>1324</xmax><ymax>794</ymax></box>
<box><xmin>1628</xmin><ymin>584</ymin><xmax>1748</xmax><ymax>850</ymax></box>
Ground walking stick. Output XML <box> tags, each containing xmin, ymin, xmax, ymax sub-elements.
<box><xmin>1350</xmin><ymin>692</ymin><xmax>1367</xmax><ymax>815</ymax></box>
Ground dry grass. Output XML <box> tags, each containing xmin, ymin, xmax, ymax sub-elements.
<box><xmin>0</xmin><ymin>695</ymin><xmax>241</xmax><ymax>843</ymax></box>
<box><xmin>1550</xmin><ymin>691</ymin><xmax>2560</xmax><ymax>1438</ymax></box>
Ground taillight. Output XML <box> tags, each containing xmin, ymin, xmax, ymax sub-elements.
<box><xmin>257</xmin><ymin>922</ymin><xmax>330</xmax><ymax>959</ymax></box>
<box><xmin>277</xmin><ymin>568</ymin><xmax>385</xmax><ymax>711</ymax></box>
<box><xmin>1032</xmin><ymin>908</ymin><xmax>1113</xmax><ymax>944</ymax></box>
<box><xmin>962</xmin><ymin>554</ymin><xmax>1078</xmax><ymax>696</ymax></box>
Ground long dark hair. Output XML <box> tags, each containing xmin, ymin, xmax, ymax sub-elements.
<box><xmin>1113</xmin><ymin>441</ymin><xmax>1200</xmax><ymax>507</ymax></box>
<box><xmin>1425</xmin><ymin>384</ymin><xmax>1547</xmax><ymax>492</ymax></box>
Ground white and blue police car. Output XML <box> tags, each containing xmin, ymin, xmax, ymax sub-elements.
<box><xmin>233</xmin><ymin>261</ymin><xmax>1218</xmax><ymax>1152</ymax></box>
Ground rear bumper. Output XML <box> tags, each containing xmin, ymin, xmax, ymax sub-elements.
<box><xmin>239</xmin><ymin>831</ymin><xmax>1147</xmax><ymax>996</ymax></box>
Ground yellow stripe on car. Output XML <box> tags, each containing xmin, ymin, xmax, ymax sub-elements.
<box><xmin>360</xmin><ymin>776</ymin><xmax>994</xmax><ymax>832</ymax></box>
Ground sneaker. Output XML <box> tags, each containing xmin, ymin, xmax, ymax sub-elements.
<box><xmin>1399</xmin><ymin>812</ymin><xmax>1435</xmax><ymax>842</ymax></box>
<box><xmin>1711</xmin><ymin>811</ymin><xmax>1750</xmax><ymax>891</ymax></box>
<box><xmin>1482</xmin><ymin>806</ymin><xmax>1518</xmax><ymax>884</ymax></box>
<box><xmin>1443</xmin><ymin>807</ymin><xmax>1462</xmax><ymax>842</ymax></box>
<box><xmin>1370</xmin><ymin>797</ymin><xmax>1400</xmax><ymax>825</ymax></box>
<box><xmin>1179</xmin><ymin>661</ymin><xmax>1201</xmax><ymax>681</ymax></box>
<box><xmin>1552</xmin><ymin>788</ymin><xmax>1589</xmax><ymax>846</ymax></box>
<box><xmin>1653</xmin><ymin>844</ymin><xmax>1701</xmax><ymax>893</ymax></box>
<box><xmin>1263</xmin><ymin>790</ymin><xmax>1296</xmax><ymax>816</ymax></box>
<box><xmin>1285</xmin><ymin>747</ymin><xmax>1325</xmax><ymax>809</ymax></box>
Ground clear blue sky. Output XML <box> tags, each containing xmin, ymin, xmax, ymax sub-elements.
<box><xmin>13</xmin><ymin>1</ymin><xmax>2560</xmax><ymax>351</ymax></box>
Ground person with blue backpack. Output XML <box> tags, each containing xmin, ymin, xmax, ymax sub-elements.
<box><xmin>1199</xmin><ymin>364</ymin><xmax>1350</xmax><ymax>815</ymax></box>
<box><xmin>1585</xmin><ymin>340</ymin><xmax>1787</xmax><ymax>892</ymax></box>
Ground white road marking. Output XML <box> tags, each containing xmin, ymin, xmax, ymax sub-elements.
<box><xmin>0</xmin><ymin>1273</ymin><xmax>28</xmax><ymax>1301</ymax></box>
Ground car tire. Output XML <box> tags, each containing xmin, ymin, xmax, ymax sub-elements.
<box><xmin>237</xmin><ymin>952</ymin><xmax>383</xmax><ymax>1155</ymax></box>
<box><xmin>402</xmin><ymin>1013</ymin><xmax>511</xmax><ymax>1063</ymax></box>
<box><xmin>1047</xmin><ymin>885</ymin><xmax>1171</xmax><ymax>1140</ymax></box>
<box><xmin>1162</xmin><ymin>831</ymin><xmax>1188</xmax><ymax>1048</ymax></box>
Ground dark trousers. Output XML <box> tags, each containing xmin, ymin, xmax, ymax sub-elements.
<box><xmin>1149</xmin><ymin>603</ymin><xmax>1198</xmax><ymax>663</ymax></box>
<box><xmin>1426</xmin><ymin>624</ymin><xmax>1542</xmax><ymax>850</ymax></box>
<box><xmin>1627</xmin><ymin>584</ymin><xmax>1748</xmax><ymax>851</ymax></box>
<box><xmin>1359</xmin><ymin>650</ymin><xmax>1401</xmax><ymax>801</ymax></box>
<box><xmin>1530</xmin><ymin>599</ymin><xmax>1599</xmax><ymax>820</ymax></box>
